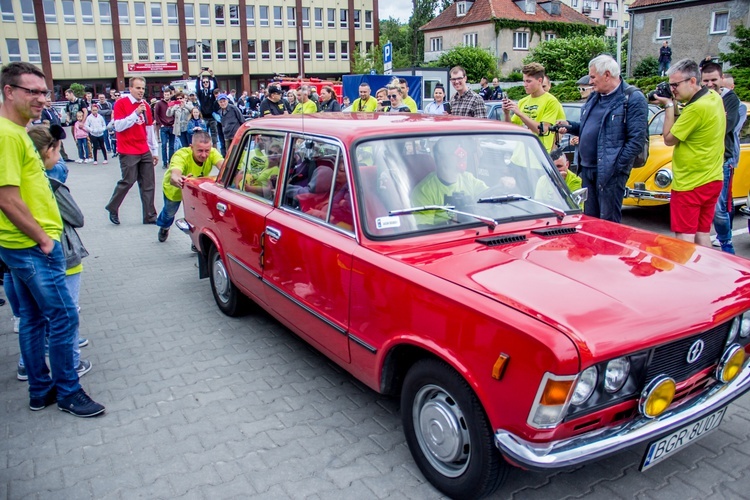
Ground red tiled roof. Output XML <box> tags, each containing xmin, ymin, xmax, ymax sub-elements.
<box><xmin>629</xmin><ymin>0</ymin><xmax>692</xmax><ymax>9</ymax></box>
<box><xmin>421</xmin><ymin>0</ymin><xmax>597</xmax><ymax>32</ymax></box>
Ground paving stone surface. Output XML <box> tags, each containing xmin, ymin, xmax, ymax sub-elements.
<box><xmin>2</xmin><ymin>135</ymin><xmax>750</xmax><ymax>499</ymax></box>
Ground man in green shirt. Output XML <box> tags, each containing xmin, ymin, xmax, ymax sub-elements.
<box><xmin>398</xmin><ymin>78</ymin><xmax>418</xmax><ymax>112</ymax></box>
<box><xmin>292</xmin><ymin>86</ymin><xmax>318</xmax><ymax>114</ymax></box>
<box><xmin>350</xmin><ymin>83</ymin><xmax>378</xmax><ymax>112</ymax></box>
<box><xmin>0</xmin><ymin>62</ymin><xmax>104</xmax><ymax>417</ymax></box>
<box><xmin>157</xmin><ymin>131</ymin><xmax>224</xmax><ymax>242</ymax></box>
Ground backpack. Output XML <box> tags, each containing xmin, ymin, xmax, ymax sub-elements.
<box><xmin>623</xmin><ymin>86</ymin><xmax>649</xmax><ymax>168</ymax></box>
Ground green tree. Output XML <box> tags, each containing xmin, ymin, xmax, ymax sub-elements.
<box><xmin>432</xmin><ymin>45</ymin><xmax>497</xmax><ymax>82</ymax></box>
<box><xmin>352</xmin><ymin>43</ymin><xmax>384</xmax><ymax>74</ymax></box>
<box><xmin>408</xmin><ymin>0</ymin><xmax>441</xmax><ymax>65</ymax></box>
<box><xmin>523</xmin><ymin>36</ymin><xmax>609</xmax><ymax>80</ymax></box>
<box><xmin>380</xmin><ymin>18</ymin><xmax>412</xmax><ymax>69</ymax></box>
<box><xmin>632</xmin><ymin>56</ymin><xmax>659</xmax><ymax>78</ymax></box>
<box><xmin>720</xmin><ymin>24</ymin><xmax>750</xmax><ymax>67</ymax></box>
<box><xmin>69</xmin><ymin>83</ymin><xmax>85</xmax><ymax>98</ymax></box>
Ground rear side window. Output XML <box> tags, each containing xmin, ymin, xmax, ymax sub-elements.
<box><xmin>226</xmin><ymin>132</ymin><xmax>285</xmax><ymax>203</ymax></box>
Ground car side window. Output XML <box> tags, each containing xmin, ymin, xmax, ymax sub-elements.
<box><xmin>282</xmin><ymin>137</ymin><xmax>354</xmax><ymax>232</ymax></box>
<box><xmin>227</xmin><ymin>132</ymin><xmax>285</xmax><ymax>202</ymax></box>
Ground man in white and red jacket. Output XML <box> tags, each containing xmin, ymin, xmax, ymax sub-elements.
<box><xmin>105</xmin><ymin>77</ymin><xmax>159</xmax><ymax>225</ymax></box>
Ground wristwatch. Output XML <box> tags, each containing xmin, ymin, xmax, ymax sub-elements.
<box><xmin>665</xmin><ymin>102</ymin><xmax>674</xmax><ymax>108</ymax></box>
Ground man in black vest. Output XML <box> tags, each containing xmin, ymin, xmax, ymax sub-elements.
<box><xmin>195</xmin><ymin>70</ymin><xmax>219</xmax><ymax>148</ymax></box>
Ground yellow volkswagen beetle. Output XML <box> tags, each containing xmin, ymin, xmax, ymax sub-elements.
<box><xmin>624</xmin><ymin>105</ymin><xmax>750</xmax><ymax>207</ymax></box>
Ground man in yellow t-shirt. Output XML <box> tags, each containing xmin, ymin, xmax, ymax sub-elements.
<box><xmin>349</xmin><ymin>83</ymin><xmax>378</xmax><ymax>112</ymax></box>
<box><xmin>503</xmin><ymin>63</ymin><xmax>565</xmax><ymax>152</ymax></box>
<box><xmin>398</xmin><ymin>78</ymin><xmax>418</xmax><ymax>112</ymax></box>
<box><xmin>292</xmin><ymin>86</ymin><xmax>318</xmax><ymax>114</ymax></box>
<box><xmin>654</xmin><ymin>58</ymin><xmax>725</xmax><ymax>247</ymax></box>
<box><xmin>0</xmin><ymin>62</ymin><xmax>104</xmax><ymax>416</ymax></box>
<box><xmin>157</xmin><ymin>130</ymin><xmax>224</xmax><ymax>242</ymax></box>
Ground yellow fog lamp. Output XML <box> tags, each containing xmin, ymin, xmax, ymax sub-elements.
<box><xmin>639</xmin><ymin>376</ymin><xmax>676</xmax><ymax>418</ymax></box>
<box><xmin>716</xmin><ymin>344</ymin><xmax>745</xmax><ymax>384</ymax></box>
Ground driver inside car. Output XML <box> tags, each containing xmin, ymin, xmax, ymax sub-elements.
<box><xmin>410</xmin><ymin>137</ymin><xmax>488</xmax><ymax>225</ymax></box>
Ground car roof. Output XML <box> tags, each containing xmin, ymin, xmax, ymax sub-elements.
<box><xmin>240</xmin><ymin>113</ymin><xmax>525</xmax><ymax>143</ymax></box>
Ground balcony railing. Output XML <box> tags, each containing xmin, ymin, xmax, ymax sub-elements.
<box><xmin>604</xmin><ymin>8</ymin><xmax>613</xmax><ymax>17</ymax></box>
<box><xmin>582</xmin><ymin>5</ymin><xmax>592</xmax><ymax>14</ymax></box>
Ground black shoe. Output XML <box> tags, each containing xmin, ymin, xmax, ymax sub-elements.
<box><xmin>158</xmin><ymin>227</ymin><xmax>169</xmax><ymax>242</ymax></box>
<box><xmin>143</xmin><ymin>219</ymin><xmax>157</xmax><ymax>225</ymax></box>
<box><xmin>0</xmin><ymin>298</ymin><xmax>5</xmax><ymax>306</ymax></box>
<box><xmin>191</xmin><ymin>244</ymin><xmax>198</xmax><ymax>253</ymax></box>
<box><xmin>107</xmin><ymin>210</ymin><xmax>120</xmax><ymax>225</ymax></box>
<box><xmin>58</xmin><ymin>389</ymin><xmax>105</xmax><ymax>417</ymax></box>
<box><xmin>30</xmin><ymin>387</ymin><xmax>57</xmax><ymax>411</ymax></box>
<box><xmin>64</xmin><ymin>157</ymin><xmax>74</xmax><ymax>162</ymax></box>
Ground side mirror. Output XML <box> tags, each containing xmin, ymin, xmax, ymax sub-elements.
<box><xmin>572</xmin><ymin>187</ymin><xmax>588</xmax><ymax>206</ymax></box>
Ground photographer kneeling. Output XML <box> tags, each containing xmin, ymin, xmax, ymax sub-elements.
<box><xmin>556</xmin><ymin>55</ymin><xmax>648</xmax><ymax>223</ymax></box>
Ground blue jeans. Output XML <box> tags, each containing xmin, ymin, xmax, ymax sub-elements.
<box><xmin>76</xmin><ymin>138</ymin><xmax>89</xmax><ymax>160</ymax></box>
<box><xmin>156</xmin><ymin>195</ymin><xmax>182</xmax><ymax>229</ymax></box>
<box><xmin>0</xmin><ymin>242</ymin><xmax>80</xmax><ymax>399</ymax></box>
<box><xmin>4</xmin><ymin>271</ymin><xmax>20</xmax><ymax>316</ymax></box>
<box><xmin>160</xmin><ymin>127</ymin><xmax>176</xmax><ymax>165</ymax></box>
<box><xmin>713</xmin><ymin>159</ymin><xmax>735</xmax><ymax>253</ymax></box>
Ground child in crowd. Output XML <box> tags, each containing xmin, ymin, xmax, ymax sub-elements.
<box><xmin>73</xmin><ymin>111</ymin><xmax>91</xmax><ymax>163</ymax></box>
<box><xmin>187</xmin><ymin>107</ymin><xmax>207</xmax><ymax>146</ymax></box>
<box><xmin>84</xmin><ymin>104</ymin><xmax>108</xmax><ymax>164</ymax></box>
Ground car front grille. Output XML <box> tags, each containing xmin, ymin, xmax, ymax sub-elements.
<box><xmin>644</xmin><ymin>321</ymin><xmax>730</xmax><ymax>386</ymax></box>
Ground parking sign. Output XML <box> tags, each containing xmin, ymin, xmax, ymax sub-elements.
<box><xmin>383</xmin><ymin>42</ymin><xmax>392</xmax><ymax>75</ymax></box>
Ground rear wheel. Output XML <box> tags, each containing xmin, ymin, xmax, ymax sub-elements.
<box><xmin>401</xmin><ymin>359</ymin><xmax>507</xmax><ymax>499</ymax></box>
<box><xmin>208</xmin><ymin>245</ymin><xmax>247</xmax><ymax>316</ymax></box>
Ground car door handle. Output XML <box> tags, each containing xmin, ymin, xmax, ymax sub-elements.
<box><xmin>266</xmin><ymin>226</ymin><xmax>281</xmax><ymax>240</ymax></box>
<box><xmin>216</xmin><ymin>202</ymin><xmax>227</xmax><ymax>213</ymax></box>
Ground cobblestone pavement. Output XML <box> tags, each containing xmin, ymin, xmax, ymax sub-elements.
<box><xmin>2</xmin><ymin>136</ymin><xmax>750</xmax><ymax>499</ymax></box>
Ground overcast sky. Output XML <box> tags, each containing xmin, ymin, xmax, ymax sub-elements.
<box><xmin>380</xmin><ymin>0</ymin><xmax>413</xmax><ymax>23</ymax></box>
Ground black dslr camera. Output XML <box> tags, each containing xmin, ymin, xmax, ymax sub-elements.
<box><xmin>538</xmin><ymin>122</ymin><xmax>562</xmax><ymax>136</ymax></box>
<box><xmin>647</xmin><ymin>81</ymin><xmax>672</xmax><ymax>101</ymax></box>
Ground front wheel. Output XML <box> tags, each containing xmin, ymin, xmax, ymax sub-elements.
<box><xmin>401</xmin><ymin>359</ymin><xmax>507</xmax><ymax>499</ymax></box>
<box><xmin>208</xmin><ymin>245</ymin><xmax>247</xmax><ymax>317</ymax></box>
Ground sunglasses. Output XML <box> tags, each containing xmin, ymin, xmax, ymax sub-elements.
<box><xmin>578</xmin><ymin>87</ymin><xmax>590</xmax><ymax>92</ymax></box>
<box><xmin>388</xmin><ymin>94</ymin><xmax>399</xmax><ymax>99</ymax></box>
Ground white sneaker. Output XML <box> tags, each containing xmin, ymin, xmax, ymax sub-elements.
<box><xmin>84</xmin><ymin>158</ymin><xmax>93</xmax><ymax>164</ymax></box>
<box><xmin>93</xmin><ymin>161</ymin><xmax>98</xmax><ymax>165</ymax></box>
<box><xmin>103</xmin><ymin>160</ymin><xmax>108</xmax><ymax>164</ymax></box>
<box><xmin>75</xmin><ymin>159</ymin><xmax>83</xmax><ymax>164</ymax></box>
<box><xmin>12</xmin><ymin>316</ymin><xmax>20</xmax><ymax>333</ymax></box>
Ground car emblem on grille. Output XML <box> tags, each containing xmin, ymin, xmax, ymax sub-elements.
<box><xmin>686</xmin><ymin>339</ymin><xmax>705</xmax><ymax>364</ymax></box>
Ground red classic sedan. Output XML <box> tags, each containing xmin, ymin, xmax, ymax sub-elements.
<box><xmin>180</xmin><ymin>114</ymin><xmax>750</xmax><ymax>499</ymax></box>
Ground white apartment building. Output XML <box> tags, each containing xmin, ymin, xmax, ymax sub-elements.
<box><xmin>0</xmin><ymin>0</ymin><xmax>379</xmax><ymax>98</ymax></box>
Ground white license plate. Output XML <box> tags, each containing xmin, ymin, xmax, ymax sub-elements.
<box><xmin>640</xmin><ymin>407</ymin><xmax>726</xmax><ymax>471</ymax></box>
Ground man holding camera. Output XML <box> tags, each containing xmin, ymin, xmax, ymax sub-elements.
<box><xmin>653</xmin><ymin>59</ymin><xmax>725</xmax><ymax>247</ymax></box>
<box><xmin>195</xmin><ymin>69</ymin><xmax>219</xmax><ymax>148</ymax></box>
<box><xmin>557</xmin><ymin>55</ymin><xmax>648</xmax><ymax>223</ymax></box>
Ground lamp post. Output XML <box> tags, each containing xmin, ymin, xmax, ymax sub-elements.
<box><xmin>616</xmin><ymin>0</ymin><xmax>623</xmax><ymax>69</ymax></box>
<box><xmin>196</xmin><ymin>39</ymin><xmax>203</xmax><ymax>75</ymax></box>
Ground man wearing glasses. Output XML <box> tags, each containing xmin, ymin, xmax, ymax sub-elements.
<box><xmin>448</xmin><ymin>66</ymin><xmax>486</xmax><ymax>118</ymax></box>
<box><xmin>653</xmin><ymin>58</ymin><xmax>725</xmax><ymax>247</ymax></box>
<box><xmin>0</xmin><ymin>62</ymin><xmax>105</xmax><ymax>417</ymax></box>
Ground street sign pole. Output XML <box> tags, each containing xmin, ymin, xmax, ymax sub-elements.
<box><xmin>383</xmin><ymin>41</ymin><xmax>393</xmax><ymax>76</ymax></box>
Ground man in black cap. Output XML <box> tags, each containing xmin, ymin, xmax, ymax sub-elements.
<box><xmin>576</xmin><ymin>75</ymin><xmax>593</xmax><ymax>102</ymax></box>
<box><xmin>259</xmin><ymin>86</ymin><xmax>288</xmax><ymax>116</ymax></box>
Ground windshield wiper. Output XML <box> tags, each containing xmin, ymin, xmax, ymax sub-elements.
<box><xmin>477</xmin><ymin>194</ymin><xmax>567</xmax><ymax>221</ymax></box>
<box><xmin>389</xmin><ymin>205</ymin><xmax>497</xmax><ymax>229</ymax></box>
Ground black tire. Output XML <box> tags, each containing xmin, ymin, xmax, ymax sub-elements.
<box><xmin>401</xmin><ymin>359</ymin><xmax>507</xmax><ymax>499</ymax></box>
<box><xmin>208</xmin><ymin>245</ymin><xmax>247</xmax><ymax>317</ymax></box>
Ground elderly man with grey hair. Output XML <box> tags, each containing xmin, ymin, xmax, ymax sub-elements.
<box><xmin>557</xmin><ymin>54</ymin><xmax>648</xmax><ymax>223</ymax></box>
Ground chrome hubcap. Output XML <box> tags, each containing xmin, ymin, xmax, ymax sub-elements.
<box><xmin>212</xmin><ymin>255</ymin><xmax>230</xmax><ymax>303</ymax></box>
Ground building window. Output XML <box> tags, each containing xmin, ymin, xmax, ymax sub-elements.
<box><xmin>5</xmin><ymin>39</ymin><xmax>19</xmax><ymax>61</ymax></box>
<box><xmin>463</xmin><ymin>33</ymin><xmax>478</xmax><ymax>47</ymax></box>
<box><xmin>316</xmin><ymin>41</ymin><xmax>323</xmax><ymax>60</ymax></box>
<box><xmin>170</xmin><ymin>39</ymin><xmax>180</xmax><ymax>60</ymax></box>
<box><xmin>229</xmin><ymin>5</ymin><xmax>238</xmax><ymax>25</ymax></box>
<box><xmin>49</xmin><ymin>39</ymin><xmax>62</xmax><ymax>63</ymax></box>
<box><xmin>287</xmin><ymin>6</ymin><xmax>295</xmax><ymax>27</ymax></box>
<box><xmin>215</xmin><ymin>4</ymin><xmax>224</xmax><ymax>25</ymax></box>
<box><xmin>184</xmin><ymin>3</ymin><xmax>194</xmax><ymax>24</ymax></box>
<box><xmin>275</xmin><ymin>40</ymin><xmax>283</xmax><ymax>59</ymax></box>
<box><xmin>201</xmin><ymin>39</ymin><xmax>211</xmax><ymax>60</ymax></box>
<box><xmin>513</xmin><ymin>31</ymin><xmax>528</xmax><ymax>50</ymax></box>
<box><xmin>121</xmin><ymin>39</ymin><xmax>132</xmax><ymax>61</ymax></box>
<box><xmin>273</xmin><ymin>6</ymin><xmax>281</xmax><ymax>27</ymax></box>
<box><xmin>200</xmin><ymin>3</ymin><xmax>209</xmax><ymax>25</ymax></box>
<box><xmin>43</xmin><ymin>0</ymin><xmax>56</xmax><ymax>23</ymax></box>
<box><xmin>340</xmin><ymin>9</ymin><xmax>347</xmax><ymax>28</ymax></box>
<box><xmin>63</xmin><ymin>1</ymin><xmax>75</xmax><ymax>23</ymax></box>
<box><xmin>0</xmin><ymin>0</ymin><xmax>14</xmax><ymax>22</ymax></box>
<box><xmin>167</xmin><ymin>3</ymin><xmax>177</xmax><ymax>24</ymax></box>
<box><xmin>354</xmin><ymin>10</ymin><xmax>360</xmax><ymax>29</ymax></box>
<box><xmin>103</xmin><ymin>39</ymin><xmax>115</xmax><ymax>61</ymax></box>
<box><xmin>98</xmin><ymin>1</ymin><xmax>111</xmax><ymax>23</ymax></box>
<box><xmin>302</xmin><ymin>7</ymin><xmax>309</xmax><ymax>27</ymax></box>
<box><xmin>657</xmin><ymin>18</ymin><xmax>672</xmax><ymax>38</ymax></box>
<box><xmin>303</xmin><ymin>41</ymin><xmax>311</xmax><ymax>60</ymax></box>
<box><xmin>217</xmin><ymin>39</ymin><xmax>227</xmax><ymax>60</ymax></box>
<box><xmin>138</xmin><ymin>38</ymin><xmax>149</xmax><ymax>61</ymax></box>
<box><xmin>365</xmin><ymin>10</ymin><xmax>372</xmax><ymax>29</ymax></box>
<box><xmin>27</xmin><ymin>40</ymin><xmax>41</xmax><ymax>63</ymax></box>
<box><xmin>430</xmin><ymin>37</ymin><xmax>442</xmax><ymax>52</ymax></box>
<box><xmin>457</xmin><ymin>2</ymin><xmax>466</xmax><ymax>15</ymax></box>
<box><xmin>340</xmin><ymin>41</ymin><xmax>349</xmax><ymax>60</ymax></box>
<box><xmin>711</xmin><ymin>11</ymin><xmax>728</xmax><ymax>34</ymax></box>
<box><xmin>624</xmin><ymin>20</ymin><xmax>629</xmax><ymax>30</ymax></box>
<box><xmin>118</xmin><ymin>2</ymin><xmax>129</xmax><ymax>24</ymax></box>
<box><xmin>259</xmin><ymin>6</ymin><xmax>268</xmax><ymax>26</ymax></box>
<box><xmin>315</xmin><ymin>7</ymin><xmax>322</xmax><ymax>28</ymax></box>
<box><xmin>366</xmin><ymin>41</ymin><xmax>372</xmax><ymax>52</ymax></box>
<box><xmin>187</xmin><ymin>39</ymin><xmax>196</xmax><ymax>60</ymax></box>
<box><xmin>151</xmin><ymin>2</ymin><xmax>162</xmax><ymax>24</ymax></box>
<box><xmin>545</xmin><ymin>33</ymin><xmax>556</xmax><ymax>40</ymax></box>
<box><xmin>289</xmin><ymin>40</ymin><xmax>297</xmax><ymax>60</ymax></box>
<box><xmin>231</xmin><ymin>39</ymin><xmax>240</xmax><ymax>59</ymax></box>
<box><xmin>84</xmin><ymin>39</ymin><xmax>97</xmax><ymax>62</ymax></box>
<box><xmin>261</xmin><ymin>40</ymin><xmax>270</xmax><ymax>60</ymax></box>
<box><xmin>246</xmin><ymin>5</ymin><xmax>254</xmax><ymax>25</ymax></box>
<box><xmin>328</xmin><ymin>41</ymin><xmax>336</xmax><ymax>60</ymax></box>
<box><xmin>154</xmin><ymin>39</ymin><xmax>165</xmax><ymax>61</ymax></box>
<box><xmin>80</xmin><ymin>1</ymin><xmax>95</xmax><ymax>23</ymax></box>
<box><xmin>68</xmin><ymin>39</ymin><xmax>80</xmax><ymax>63</ymax></box>
<box><xmin>247</xmin><ymin>39</ymin><xmax>256</xmax><ymax>60</ymax></box>
<box><xmin>606</xmin><ymin>19</ymin><xmax>617</xmax><ymax>28</ymax></box>
<box><xmin>327</xmin><ymin>8</ymin><xmax>334</xmax><ymax>28</ymax></box>
<box><xmin>134</xmin><ymin>2</ymin><xmax>146</xmax><ymax>24</ymax></box>
<box><xmin>572</xmin><ymin>0</ymin><xmax>578</xmax><ymax>6</ymax></box>
<box><xmin>21</xmin><ymin>1</ymin><xmax>34</xmax><ymax>22</ymax></box>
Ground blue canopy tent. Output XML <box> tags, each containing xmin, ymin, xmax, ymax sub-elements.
<box><xmin>342</xmin><ymin>75</ymin><xmax>423</xmax><ymax>110</ymax></box>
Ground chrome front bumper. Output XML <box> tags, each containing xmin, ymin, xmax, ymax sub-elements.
<box><xmin>624</xmin><ymin>187</ymin><xmax>671</xmax><ymax>202</ymax></box>
<box><xmin>495</xmin><ymin>361</ymin><xmax>750</xmax><ymax>470</ymax></box>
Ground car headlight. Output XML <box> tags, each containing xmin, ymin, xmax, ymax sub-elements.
<box><xmin>570</xmin><ymin>366</ymin><xmax>598</xmax><ymax>406</ymax></box>
<box><xmin>653</xmin><ymin>169</ymin><xmax>673</xmax><ymax>189</ymax></box>
<box><xmin>728</xmin><ymin>315</ymin><xmax>741</xmax><ymax>345</ymax></box>
<box><xmin>604</xmin><ymin>357</ymin><xmax>630</xmax><ymax>393</ymax></box>
<box><xmin>741</xmin><ymin>314</ymin><xmax>750</xmax><ymax>338</ymax></box>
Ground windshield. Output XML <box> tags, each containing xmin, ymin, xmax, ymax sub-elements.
<box><xmin>354</xmin><ymin>133</ymin><xmax>580</xmax><ymax>238</ymax></box>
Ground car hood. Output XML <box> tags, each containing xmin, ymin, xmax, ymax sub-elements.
<box><xmin>390</xmin><ymin>219</ymin><xmax>750</xmax><ymax>362</ymax></box>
